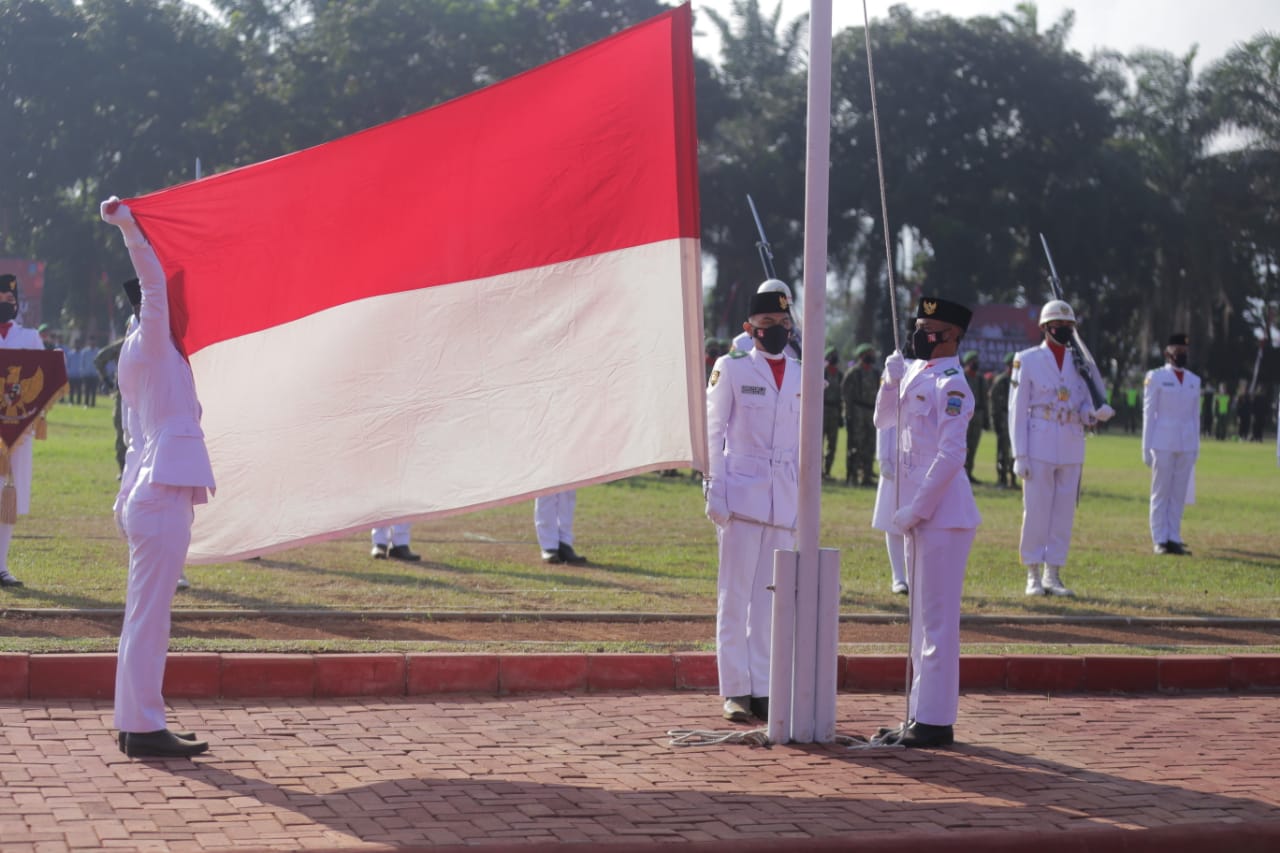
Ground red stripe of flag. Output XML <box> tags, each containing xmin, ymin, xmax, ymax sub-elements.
<box><xmin>127</xmin><ymin>4</ymin><xmax>698</xmax><ymax>357</ymax></box>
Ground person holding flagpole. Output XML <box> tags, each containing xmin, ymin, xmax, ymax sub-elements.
<box><xmin>705</xmin><ymin>286</ymin><xmax>800</xmax><ymax>724</ymax></box>
<box><xmin>871</xmin><ymin>296</ymin><xmax>980</xmax><ymax>748</ymax></box>
<box><xmin>101</xmin><ymin>196</ymin><xmax>215</xmax><ymax>759</ymax></box>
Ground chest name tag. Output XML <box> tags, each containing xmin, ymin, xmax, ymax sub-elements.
<box><xmin>742</xmin><ymin>385</ymin><xmax>767</xmax><ymax>396</ymax></box>
<box><xmin>945</xmin><ymin>391</ymin><xmax>964</xmax><ymax>416</ymax></box>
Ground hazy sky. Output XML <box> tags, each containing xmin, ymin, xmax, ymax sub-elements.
<box><xmin>693</xmin><ymin>0</ymin><xmax>1280</xmax><ymax>68</ymax></box>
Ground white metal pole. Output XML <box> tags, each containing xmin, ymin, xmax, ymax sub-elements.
<box><xmin>814</xmin><ymin>547</ymin><xmax>841</xmax><ymax>742</ymax></box>
<box><xmin>767</xmin><ymin>550</ymin><xmax>798</xmax><ymax>745</ymax></box>
<box><xmin>788</xmin><ymin>0</ymin><xmax>834</xmax><ymax>745</ymax></box>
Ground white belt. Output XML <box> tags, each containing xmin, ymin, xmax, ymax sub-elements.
<box><xmin>1029</xmin><ymin>404</ymin><xmax>1080</xmax><ymax>425</ymax></box>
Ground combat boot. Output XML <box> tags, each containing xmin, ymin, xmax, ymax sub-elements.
<box><xmin>1024</xmin><ymin>565</ymin><xmax>1044</xmax><ymax>596</ymax></box>
<box><xmin>1042</xmin><ymin>565</ymin><xmax>1074</xmax><ymax>597</ymax></box>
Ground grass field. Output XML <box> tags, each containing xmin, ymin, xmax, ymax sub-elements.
<box><xmin>1</xmin><ymin>402</ymin><xmax>1277</xmax><ymax>653</ymax></box>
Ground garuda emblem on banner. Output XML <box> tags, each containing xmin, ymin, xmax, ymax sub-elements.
<box><xmin>0</xmin><ymin>349</ymin><xmax>68</xmax><ymax>451</ymax></box>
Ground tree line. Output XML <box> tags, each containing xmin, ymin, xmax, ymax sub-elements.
<box><xmin>1</xmin><ymin>0</ymin><xmax>1276</xmax><ymax>388</ymax></box>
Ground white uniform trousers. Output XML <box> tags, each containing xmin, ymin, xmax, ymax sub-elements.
<box><xmin>906</xmin><ymin>526</ymin><xmax>974</xmax><ymax>726</ymax></box>
<box><xmin>1149</xmin><ymin>449</ymin><xmax>1194</xmax><ymax>545</ymax></box>
<box><xmin>1019</xmin><ymin>459</ymin><xmax>1081</xmax><ymax>567</ymax></box>
<box><xmin>885</xmin><ymin>532</ymin><xmax>906</xmax><ymax>587</ymax></box>
<box><xmin>371</xmin><ymin>523</ymin><xmax>411</xmax><ymax>547</ymax></box>
<box><xmin>534</xmin><ymin>489</ymin><xmax>576</xmax><ymax>552</ymax></box>
<box><xmin>716</xmin><ymin>516</ymin><xmax>793</xmax><ymax>698</ymax></box>
<box><xmin>114</xmin><ymin>481</ymin><xmax>196</xmax><ymax>733</ymax></box>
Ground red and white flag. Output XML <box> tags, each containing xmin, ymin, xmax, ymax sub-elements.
<box><xmin>125</xmin><ymin>5</ymin><xmax>704</xmax><ymax>562</ymax></box>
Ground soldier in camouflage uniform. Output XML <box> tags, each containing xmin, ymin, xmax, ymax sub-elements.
<box><xmin>961</xmin><ymin>351</ymin><xmax>989</xmax><ymax>484</ymax></box>
<box><xmin>822</xmin><ymin>346</ymin><xmax>843</xmax><ymax>479</ymax></box>
<box><xmin>988</xmin><ymin>352</ymin><xmax>1014</xmax><ymax>487</ymax></box>
<box><xmin>842</xmin><ymin>343</ymin><xmax>879</xmax><ymax>486</ymax></box>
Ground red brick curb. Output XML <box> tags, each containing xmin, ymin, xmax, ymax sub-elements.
<box><xmin>224</xmin><ymin>820</ymin><xmax>1280</xmax><ymax>853</ymax></box>
<box><xmin>2</xmin><ymin>651</ymin><xmax>1277</xmax><ymax>700</ymax></box>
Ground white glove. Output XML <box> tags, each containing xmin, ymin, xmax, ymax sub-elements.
<box><xmin>704</xmin><ymin>480</ymin><xmax>729</xmax><ymax>527</ymax></box>
<box><xmin>878</xmin><ymin>457</ymin><xmax>895</xmax><ymax>481</ymax></box>
<box><xmin>1013</xmin><ymin>457</ymin><xmax>1030</xmax><ymax>480</ymax></box>
<box><xmin>1094</xmin><ymin>404</ymin><xmax>1115</xmax><ymax>423</ymax></box>
<box><xmin>891</xmin><ymin>505</ymin><xmax>920</xmax><ymax>535</ymax></box>
<box><xmin>100</xmin><ymin>196</ymin><xmax>145</xmax><ymax>244</ymax></box>
<box><xmin>883</xmin><ymin>351</ymin><xmax>906</xmax><ymax>385</ymax></box>
<box><xmin>1143</xmin><ymin>449</ymin><xmax>1153</xmax><ymax>468</ymax></box>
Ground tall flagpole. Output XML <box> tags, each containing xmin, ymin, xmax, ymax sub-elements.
<box><xmin>769</xmin><ymin>0</ymin><xmax>837</xmax><ymax>746</ymax></box>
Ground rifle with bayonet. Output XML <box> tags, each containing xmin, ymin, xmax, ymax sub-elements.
<box><xmin>747</xmin><ymin>194</ymin><xmax>801</xmax><ymax>359</ymax></box>
<box><xmin>1038</xmin><ymin>233</ymin><xmax>1108</xmax><ymax>410</ymax></box>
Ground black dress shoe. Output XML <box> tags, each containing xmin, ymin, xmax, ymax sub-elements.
<box><xmin>558</xmin><ymin>542</ymin><xmax>587</xmax><ymax>565</ymax></box>
<box><xmin>1168</xmin><ymin>541</ymin><xmax>1191</xmax><ymax>556</ymax></box>
<box><xmin>386</xmin><ymin>545</ymin><xmax>421</xmax><ymax>562</ymax></box>
<box><xmin>122</xmin><ymin>729</ymin><xmax>209</xmax><ymax>758</ymax></box>
<box><xmin>541</xmin><ymin>549</ymin><xmax>564</xmax><ymax>564</ymax></box>
<box><xmin>0</xmin><ymin>575</ymin><xmax>23</xmax><ymax>588</ymax></box>
<box><xmin>370</xmin><ymin>544</ymin><xmax>389</xmax><ymax>559</ymax></box>
<box><xmin>750</xmin><ymin>696</ymin><xmax>769</xmax><ymax>722</ymax></box>
<box><xmin>897</xmin><ymin>721</ymin><xmax>954</xmax><ymax>748</ymax></box>
<box><xmin>118</xmin><ymin>731</ymin><xmax>196</xmax><ymax>752</ymax></box>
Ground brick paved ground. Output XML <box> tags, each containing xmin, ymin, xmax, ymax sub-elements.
<box><xmin>2</xmin><ymin>690</ymin><xmax>1279</xmax><ymax>852</ymax></box>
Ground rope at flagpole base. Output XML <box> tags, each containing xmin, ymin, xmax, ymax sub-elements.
<box><xmin>668</xmin><ymin>728</ymin><xmax>906</xmax><ymax>750</ymax></box>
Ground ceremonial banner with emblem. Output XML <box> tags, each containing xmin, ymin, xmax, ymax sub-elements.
<box><xmin>0</xmin><ymin>349</ymin><xmax>67</xmax><ymax>451</ymax></box>
<box><xmin>122</xmin><ymin>5</ymin><xmax>704</xmax><ymax>562</ymax></box>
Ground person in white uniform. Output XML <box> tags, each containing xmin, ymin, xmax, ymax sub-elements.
<box><xmin>0</xmin><ymin>273</ymin><xmax>46</xmax><ymax>589</ymax></box>
<box><xmin>705</xmin><ymin>287</ymin><xmax>799</xmax><ymax>724</ymax></box>
<box><xmin>1142</xmin><ymin>334</ymin><xmax>1200</xmax><ymax>555</ymax></box>
<box><xmin>871</xmin><ymin>296</ymin><xmax>980</xmax><ymax>748</ymax></box>
<box><xmin>102</xmin><ymin>197</ymin><xmax>215</xmax><ymax>759</ymax></box>
<box><xmin>371</xmin><ymin>523</ymin><xmax>421</xmax><ymax>561</ymax></box>
<box><xmin>1009</xmin><ymin>300</ymin><xmax>1113</xmax><ymax>597</ymax></box>
<box><xmin>534</xmin><ymin>490</ymin><xmax>586</xmax><ymax>564</ymax></box>
<box><xmin>871</xmin><ymin>424</ymin><xmax>908</xmax><ymax>595</ymax></box>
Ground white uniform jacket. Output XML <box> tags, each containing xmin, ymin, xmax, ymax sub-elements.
<box><xmin>115</xmin><ymin>238</ymin><xmax>216</xmax><ymax>516</ymax></box>
<box><xmin>706</xmin><ymin>348</ymin><xmax>800</xmax><ymax>529</ymax></box>
<box><xmin>1142</xmin><ymin>365</ymin><xmax>1201</xmax><ymax>458</ymax></box>
<box><xmin>1009</xmin><ymin>343</ymin><xmax>1095</xmax><ymax>466</ymax></box>
<box><xmin>873</xmin><ymin>357</ymin><xmax>980</xmax><ymax>530</ymax></box>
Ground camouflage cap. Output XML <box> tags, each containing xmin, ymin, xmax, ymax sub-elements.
<box><xmin>853</xmin><ymin>343</ymin><xmax>874</xmax><ymax>358</ymax></box>
<box><xmin>962</xmin><ymin>350</ymin><xmax>979</xmax><ymax>365</ymax></box>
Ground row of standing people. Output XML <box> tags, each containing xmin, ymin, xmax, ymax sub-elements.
<box><xmin>704</xmin><ymin>279</ymin><xmax>1217</xmax><ymax>749</ymax></box>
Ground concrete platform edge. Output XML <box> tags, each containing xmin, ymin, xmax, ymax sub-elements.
<box><xmin>3</xmin><ymin>651</ymin><xmax>1278</xmax><ymax>700</ymax></box>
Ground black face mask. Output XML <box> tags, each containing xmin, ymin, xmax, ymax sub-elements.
<box><xmin>912</xmin><ymin>327</ymin><xmax>945</xmax><ymax>360</ymax></box>
<box><xmin>754</xmin><ymin>324</ymin><xmax>790</xmax><ymax>355</ymax></box>
<box><xmin>1171</xmin><ymin>352</ymin><xmax>1188</xmax><ymax>368</ymax></box>
<box><xmin>1049</xmin><ymin>325</ymin><xmax>1074</xmax><ymax>346</ymax></box>
<box><xmin>0</xmin><ymin>303</ymin><xmax>16</xmax><ymax>323</ymax></box>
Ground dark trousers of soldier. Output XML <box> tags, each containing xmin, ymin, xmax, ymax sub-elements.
<box><xmin>823</xmin><ymin>410</ymin><xmax>840</xmax><ymax>478</ymax></box>
<box><xmin>83</xmin><ymin>377</ymin><xmax>97</xmax><ymax>407</ymax></box>
<box><xmin>994</xmin><ymin>428</ymin><xmax>1012</xmax><ymax>486</ymax></box>
<box><xmin>964</xmin><ymin>419</ymin><xmax>982</xmax><ymax>479</ymax></box>
<box><xmin>846</xmin><ymin>411</ymin><xmax>875</xmax><ymax>486</ymax></box>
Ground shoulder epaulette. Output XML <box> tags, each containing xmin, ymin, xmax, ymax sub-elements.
<box><xmin>943</xmin><ymin>367</ymin><xmax>959</xmax><ymax>376</ymax></box>
<box><xmin>729</xmin><ymin>349</ymin><xmax>748</xmax><ymax>359</ymax></box>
